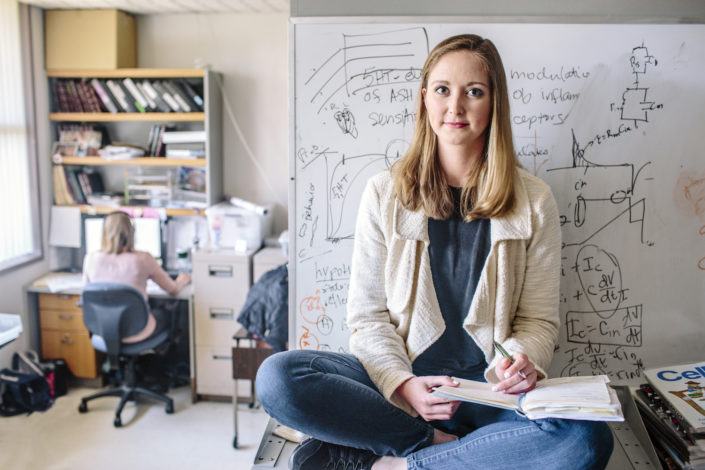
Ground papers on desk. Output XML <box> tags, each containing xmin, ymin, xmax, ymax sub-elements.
<box><xmin>33</xmin><ymin>273</ymin><xmax>84</xmax><ymax>293</ymax></box>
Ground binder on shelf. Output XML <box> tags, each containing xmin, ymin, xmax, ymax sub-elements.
<box><xmin>152</xmin><ymin>81</ymin><xmax>181</xmax><ymax>112</ymax></box>
<box><xmin>117</xmin><ymin>80</ymin><xmax>140</xmax><ymax>112</ymax></box>
<box><xmin>179</xmin><ymin>79</ymin><xmax>204</xmax><ymax>109</ymax></box>
<box><xmin>64</xmin><ymin>80</ymin><xmax>84</xmax><ymax>112</ymax></box>
<box><xmin>146</xmin><ymin>124</ymin><xmax>166</xmax><ymax>157</ymax></box>
<box><xmin>90</xmin><ymin>79</ymin><xmax>118</xmax><ymax>113</ymax></box>
<box><xmin>163</xmin><ymin>80</ymin><xmax>192</xmax><ymax>112</ymax></box>
<box><xmin>145</xmin><ymin>124</ymin><xmax>175</xmax><ymax>157</ymax></box>
<box><xmin>53</xmin><ymin>80</ymin><xmax>71</xmax><ymax>112</ymax></box>
<box><xmin>136</xmin><ymin>82</ymin><xmax>157</xmax><ymax>111</ymax></box>
<box><xmin>98</xmin><ymin>79</ymin><xmax>121</xmax><ymax>112</ymax></box>
<box><xmin>140</xmin><ymin>80</ymin><xmax>171</xmax><ymax>113</ymax></box>
<box><xmin>77</xmin><ymin>171</ymin><xmax>104</xmax><ymax>196</ymax></box>
<box><xmin>64</xmin><ymin>167</ymin><xmax>86</xmax><ymax>204</ymax></box>
<box><xmin>106</xmin><ymin>79</ymin><xmax>132</xmax><ymax>112</ymax></box>
<box><xmin>170</xmin><ymin>80</ymin><xmax>201</xmax><ymax>111</ymax></box>
<box><xmin>123</xmin><ymin>78</ymin><xmax>150</xmax><ymax>112</ymax></box>
<box><xmin>52</xmin><ymin>165</ymin><xmax>75</xmax><ymax>205</ymax></box>
<box><xmin>79</xmin><ymin>81</ymin><xmax>103</xmax><ymax>113</ymax></box>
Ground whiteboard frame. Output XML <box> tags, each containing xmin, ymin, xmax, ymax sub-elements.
<box><xmin>290</xmin><ymin>16</ymin><xmax>705</xmax><ymax>25</ymax></box>
<box><xmin>287</xmin><ymin>15</ymin><xmax>705</xmax><ymax>350</ymax></box>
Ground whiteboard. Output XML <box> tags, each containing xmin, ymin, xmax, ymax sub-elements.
<box><xmin>291</xmin><ymin>21</ymin><xmax>705</xmax><ymax>384</ymax></box>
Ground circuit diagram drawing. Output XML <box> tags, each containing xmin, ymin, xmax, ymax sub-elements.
<box><xmin>610</xmin><ymin>43</ymin><xmax>662</xmax><ymax>127</ymax></box>
<box><xmin>546</xmin><ymin>43</ymin><xmax>662</xmax><ymax>380</ymax></box>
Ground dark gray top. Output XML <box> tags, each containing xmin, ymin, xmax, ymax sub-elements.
<box><xmin>412</xmin><ymin>187</ymin><xmax>491</xmax><ymax>381</ymax></box>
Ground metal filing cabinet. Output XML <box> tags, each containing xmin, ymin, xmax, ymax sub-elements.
<box><xmin>192</xmin><ymin>248</ymin><xmax>254</xmax><ymax>397</ymax></box>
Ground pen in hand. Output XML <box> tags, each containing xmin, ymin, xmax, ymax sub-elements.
<box><xmin>494</xmin><ymin>341</ymin><xmax>527</xmax><ymax>379</ymax></box>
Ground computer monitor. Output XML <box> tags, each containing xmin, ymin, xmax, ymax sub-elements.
<box><xmin>82</xmin><ymin>214</ymin><xmax>164</xmax><ymax>265</ymax></box>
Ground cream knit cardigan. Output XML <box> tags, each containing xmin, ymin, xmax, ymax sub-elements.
<box><xmin>346</xmin><ymin>168</ymin><xmax>562</xmax><ymax>416</ymax></box>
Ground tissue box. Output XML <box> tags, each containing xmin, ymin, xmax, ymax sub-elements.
<box><xmin>45</xmin><ymin>9</ymin><xmax>136</xmax><ymax>70</ymax></box>
<box><xmin>205</xmin><ymin>202</ymin><xmax>273</xmax><ymax>251</ymax></box>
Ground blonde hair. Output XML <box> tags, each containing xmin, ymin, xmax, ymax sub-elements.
<box><xmin>101</xmin><ymin>211</ymin><xmax>134</xmax><ymax>254</ymax></box>
<box><xmin>393</xmin><ymin>34</ymin><xmax>518</xmax><ymax>220</ymax></box>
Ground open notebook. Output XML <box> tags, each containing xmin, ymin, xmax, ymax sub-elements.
<box><xmin>432</xmin><ymin>375</ymin><xmax>624</xmax><ymax>421</ymax></box>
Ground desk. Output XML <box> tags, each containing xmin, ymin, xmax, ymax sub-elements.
<box><xmin>24</xmin><ymin>272</ymin><xmax>197</xmax><ymax>400</ymax></box>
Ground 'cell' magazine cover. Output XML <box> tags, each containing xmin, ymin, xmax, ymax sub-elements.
<box><xmin>644</xmin><ymin>361</ymin><xmax>705</xmax><ymax>433</ymax></box>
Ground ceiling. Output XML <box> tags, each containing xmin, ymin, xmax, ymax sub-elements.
<box><xmin>20</xmin><ymin>0</ymin><xmax>289</xmax><ymax>15</ymax></box>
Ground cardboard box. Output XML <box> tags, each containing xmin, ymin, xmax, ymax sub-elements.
<box><xmin>45</xmin><ymin>9</ymin><xmax>136</xmax><ymax>70</ymax></box>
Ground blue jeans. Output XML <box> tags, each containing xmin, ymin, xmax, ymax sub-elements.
<box><xmin>256</xmin><ymin>350</ymin><xmax>614</xmax><ymax>470</ymax></box>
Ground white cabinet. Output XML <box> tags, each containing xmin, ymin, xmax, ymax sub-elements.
<box><xmin>192</xmin><ymin>248</ymin><xmax>254</xmax><ymax>397</ymax></box>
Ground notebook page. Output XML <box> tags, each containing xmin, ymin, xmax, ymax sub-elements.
<box><xmin>522</xmin><ymin>376</ymin><xmax>611</xmax><ymax>410</ymax></box>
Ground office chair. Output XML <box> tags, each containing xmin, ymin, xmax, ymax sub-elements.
<box><xmin>77</xmin><ymin>282</ymin><xmax>174</xmax><ymax>427</ymax></box>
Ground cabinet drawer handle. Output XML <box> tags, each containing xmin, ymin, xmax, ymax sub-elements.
<box><xmin>59</xmin><ymin>294</ymin><xmax>72</xmax><ymax>300</ymax></box>
<box><xmin>208</xmin><ymin>265</ymin><xmax>233</xmax><ymax>277</ymax></box>
<box><xmin>59</xmin><ymin>314</ymin><xmax>74</xmax><ymax>321</ymax></box>
<box><xmin>209</xmin><ymin>308</ymin><xmax>234</xmax><ymax>320</ymax></box>
<box><xmin>212</xmin><ymin>355</ymin><xmax>231</xmax><ymax>361</ymax></box>
<box><xmin>61</xmin><ymin>335</ymin><xmax>74</xmax><ymax>345</ymax></box>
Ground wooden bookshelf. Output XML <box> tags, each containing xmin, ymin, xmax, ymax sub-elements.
<box><xmin>49</xmin><ymin>68</ymin><xmax>222</xmax><ymax>213</ymax></box>
<box><xmin>49</xmin><ymin>112</ymin><xmax>205</xmax><ymax>122</ymax></box>
<box><xmin>59</xmin><ymin>157</ymin><xmax>206</xmax><ymax>167</ymax></box>
<box><xmin>46</xmin><ymin>69</ymin><xmax>206</xmax><ymax>79</ymax></box>
<box><xmin>78</xmin><ymin>205</ymin><xmax>204</xmax><ymax>216</ymax></box>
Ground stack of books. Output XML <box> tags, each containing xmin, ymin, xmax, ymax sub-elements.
<box><xmin>53</xmin><ymin>78</ymin><xmax>204</xmax><ymax>114</ymax></box>
<box><xmin>52</xmin><ymin>167</ymin><xmax>105</xmax><ymax>206</ymax></box>
<box><xmin>636</xmin><ymin>362</ymin><xmax>705</xmax><ymax>469</ymax></box>
<box><xmin>162</xmin><ymin>130</ymin><xmax>206</xmax><ymax>160</ymax></box>
<box><xmin>145</xmin><ymin>124</ymin><xmax>175</xmax><ymax>157</ymax></box>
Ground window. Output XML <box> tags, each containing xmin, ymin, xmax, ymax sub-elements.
<box><xmin>0</xmin><ymin>0</ymin><xmax>41</xmax><ymax>272</ymax></box>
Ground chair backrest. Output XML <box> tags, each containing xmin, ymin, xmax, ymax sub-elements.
<box><xmin>80</xmin><ymin>283</ymin><xmax>150</xmax><ymax>355</ymax></box>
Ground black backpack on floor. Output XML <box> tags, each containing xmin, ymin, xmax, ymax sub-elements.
<box><xmin>0</xmin><ymin>352</ymin><xmax>53</xmax><ymax>416</ymax></box>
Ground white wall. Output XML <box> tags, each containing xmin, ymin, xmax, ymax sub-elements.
<box><xmin>137</xmin><ymin>13</ymin><xmax>290</xmax><ymax>235</ymax></box>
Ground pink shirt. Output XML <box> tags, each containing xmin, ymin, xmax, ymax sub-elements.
<box><xmin>82</xmin><ymin>251</ymin><xmax>178</xmax><ymax>343</ymax></box>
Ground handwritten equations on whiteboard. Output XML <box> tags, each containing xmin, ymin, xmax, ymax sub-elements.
<box><xmin>293</xmin><ymin>23</ymin><xmax>705</xmax><ymax>383</ymax></box>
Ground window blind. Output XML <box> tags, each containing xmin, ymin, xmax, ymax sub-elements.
<box><xmin>0</xmin><ymin>0</ymin><xmax>40</xmax><ymax>272</ymax></box>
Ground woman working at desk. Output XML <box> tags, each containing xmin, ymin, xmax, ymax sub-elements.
<box><xmin>82</xmin><ymin>211</ymin><xmax>191</xmax><ymax>343</ymax></box>
<box><xmin>257</xmin><ymin>34</ymin><xmax>613</xmax><ymax>470</ymax></box>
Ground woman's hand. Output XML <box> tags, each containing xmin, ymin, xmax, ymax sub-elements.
<box><xmin>394</xmin><ymin>376</ymin><xmax>461</xmax><ymax>421</ymax></box>
<box><xmin>492</xmin><ymin>353</ymin><xmax>537</xmax><ymax>394</ymax></box>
